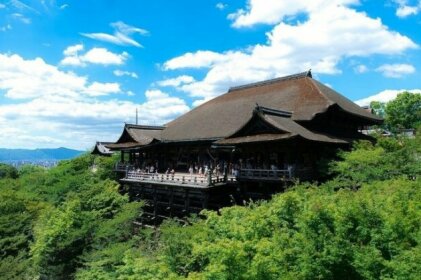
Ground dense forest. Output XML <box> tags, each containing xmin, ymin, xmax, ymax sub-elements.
<box><xmin>0</xmin><ymin>93</ymin><xmax>420</xmax><ymax>280</ymax></box>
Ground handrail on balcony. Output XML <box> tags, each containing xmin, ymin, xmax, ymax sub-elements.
<box><xmin>237</xmin><ymin>168</ymin><xmax>293</xmax><ymax>180</ymax></box>
<box><xmin>124</xmin><ymin>170</ymin><xmax>232</xmax><ymax>187</ymax></box>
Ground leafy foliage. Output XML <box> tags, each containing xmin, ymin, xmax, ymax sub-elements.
<box><xmin>0</xmin><ymin>135</ymin><xmax>420</xmax><ymax>279</ymax></box>
<box><xmin>385</xmin><ymin>92</ymin><xmax>421</xmax><ymax>130</ymax></box>
<box><xmin>370</xmin><ymin>101</ymin><xmax>386</xmax><ymax>119</ymax></box>
<box><xmin>330</xmin><ymin>134</ymin><xmax>421</xmax><ymax>185</ymax></box>
<box><xmin>0</xmin><ymin>163</ymin><xmax>18</xmax><ymax>179</ymax></box>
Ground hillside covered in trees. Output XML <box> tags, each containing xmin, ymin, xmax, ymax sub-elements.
<box><xmin>0</xmin><ymin>93</ymin><xmax>420</xmax><ymax>280</ymax></box>
<box><xmin>0</xmin><ymin>131</ymin><xmax>419</xmax><ymax>280</ymax></box>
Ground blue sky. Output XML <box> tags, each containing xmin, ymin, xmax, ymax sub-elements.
<box><xmin>0</xmin><ymin>0</ymin><xmax>420</xmax><ymax>149</ymax></box>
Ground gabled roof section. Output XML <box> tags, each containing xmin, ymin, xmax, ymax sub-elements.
<box><xmin>123</xmin><ymin>124</ymin><xmax>164</xmax><ymax>144</ymax></box>
<box><xmin>215</xmin><ymin>106</ymin><xmax>349</xmax><ymax>145</ymax></box>
<box><xmin>91</xmin><ymin>142</ymin><xmax>114</xmax><ymax>156</ymax></box>
<box><xmin>162</xmin><ymin>71</ymin><xmax>381</xmax><ymax>142</ymax></box>
<box><xmin>107</xmin><ymin>124</ymin><xmax>165</xmax><ymax>150</ymax></box>
<box><xmin>310</xmin><ymin>79</ymin><xmax>383</xmax><ymax>123</ymax></box>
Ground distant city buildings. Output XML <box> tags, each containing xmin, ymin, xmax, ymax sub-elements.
<box><xmin>0</xmin><ymin>160</ymin><xmax>59</xmax><ymax>168</ymax></box>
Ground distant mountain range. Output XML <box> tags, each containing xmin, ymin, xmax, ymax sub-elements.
<box><xmin>0</xmin><ymin>147</ymin><xmax>84</xmax><ymax>162</ymax></box>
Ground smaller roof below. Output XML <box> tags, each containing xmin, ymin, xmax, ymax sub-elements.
<box><xmin>215</xmin><ymin>133</ymin><xmax>295</xmax><ymax>145</ymax></box>
<box><xmin>215</xmin><ymin>106</ymin><xmax>350</xmax><ymax>145</ymax></box>
<box><xmin>91</xmin><ymin>142</ymin><xmax>114</xmax><ymax>156</ymax></box>
<box><xmin>108</xmin><ymin>124</ymin><xmax>165</xmax><ymax>150</ymax></box>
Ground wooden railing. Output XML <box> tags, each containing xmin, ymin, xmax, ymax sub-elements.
<box><xmin>125</xmin><ymin>171</ymin><xmax>230</xmax><ymax>187</ymax></box>
<box><xmin>237</xmin><ymin>168</ymin><xmax>293</xmax><ymax>181</ymax></box>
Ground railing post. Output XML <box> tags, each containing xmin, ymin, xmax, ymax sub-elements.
<box><xmin>207</xmin><ymin>171</ymin><xmax>212</xmax><ymax>186</ymax></box>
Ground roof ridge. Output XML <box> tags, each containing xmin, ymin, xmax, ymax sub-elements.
<box><xmin>125</xmin><ymin>124</ymin><xmax>165</xmax><ymax>130</ymax></box>
<box><xmin>228</xmin><ymin>70</ymin><xmax>312</xmax><ymax>92</ymax></box>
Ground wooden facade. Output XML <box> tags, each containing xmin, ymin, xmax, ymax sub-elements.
<box><xmin>93</xmin><ymin>71</ymin><xmax>382</xmax><ymax>226</ymax></box>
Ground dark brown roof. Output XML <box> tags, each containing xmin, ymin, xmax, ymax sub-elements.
<box><xmin>161</xmin><ymin>71</ymin><xmax>381</xmax><ymax>142</ymax></box>
<box><xmin>107</xmin><ymin>124</ymin><xmax>164</xmax><ymax>150</ymax></box>
<box><xmin>214</xmin><ymin>133</ymin><xmax>295</xmax><ymax>145</ymax></box>
<box><xmin>91</xmin><ymin>141</ymin><xmax>114</xmax><ymax>156</ymax></box>
<box><xmin>215</xmin><ymin>108</ymin><xmax>349</xmax><ymax>145</ymax></box>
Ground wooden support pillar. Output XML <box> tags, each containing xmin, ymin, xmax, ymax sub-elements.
<box><xmin>184</xmin><ymin>188</ymin><xmax>190</xmax><ymax>214</ymax></box>
<box><xmin>207</xmin><ymin>171</ymin><xmax>212</xmax><ymax>186</ymax></box>
<box><xmin>121</xmin><ymin>151</ymin><xmax>124</xmax><ymax>163</ymax></box>
<box><xmin>153</xmin><ymin>187</ymin><xmax>157</xmax><ymax>227</ymax></box>
<box><xmin>139</xmin><ymin>184</ymin><xmax>144</xmax><ymax>200</ymax></box>
<box><xmin>169</xmin><ymin>187</ymin><xmax>174</xmax><ymax>217</ymax></box>
<box><xmin>202</xmin><ymin>191</ymin><xmax>209</xmax><ymax>209</ymax></box>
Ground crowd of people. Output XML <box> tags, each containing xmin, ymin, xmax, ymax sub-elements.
<box><xmin>128</xmin><ymin>157</ymin><xmax>295</xmax><ymax>179</ymax></box>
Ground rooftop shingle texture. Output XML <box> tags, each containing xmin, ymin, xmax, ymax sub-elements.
<box><xmin>215</xmin><ymin>112</ymin><xmax>349</xmax><ymax>145</ymax></box>
<box><xmin>125</xmin><ymin>124</ymin><xmax>164</xmax><ymax>145</ymax></box>
<box><xmin>162</xmin><ymin>72</ymin><xmax>381</xmax><ymax>142</ymax></box>
<box><xmin>91</xmin><ymin>141</ymin><xmax>114</xmax><ymax>155</ymax></box>
<box><xmin>107</xmin><ymin>124</ymin><xmax>164</xmax><ymax>150</ymax></box>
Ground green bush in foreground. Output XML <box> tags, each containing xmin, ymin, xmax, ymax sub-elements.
<box><xmin>76</xmin><ymin>178</ymin><xmax>418</xmax><ymax>280</ymax></box>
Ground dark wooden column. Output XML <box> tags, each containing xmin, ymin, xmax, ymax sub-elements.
<box><xmin>169</xmin><ymin>187</ymin><xmax>174</xmax><ymax>217</ymax></box>
<box><xmin>184</xmin><ymin>188</ymin><xmax>190</xmax><ymax>214</ymax></box>
<box><xmin>202</xmin><ymin>190</ymin><xmax>209</xmax><ymax>209</ymax></box>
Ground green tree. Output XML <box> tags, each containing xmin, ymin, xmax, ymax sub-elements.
<box><xmin>370</xmin><ymin>101</ymin><xmax>386</xmax><ymax>119</ymax></box>
<box><xmin>0</xmin><ymin>163</ymin><xmax>18</xmax><ymax>179</ymax></box>
<box><xmin>385</xmin><ymin>92</ymin><xmax>421</xmax><ymax>130</ymax></box>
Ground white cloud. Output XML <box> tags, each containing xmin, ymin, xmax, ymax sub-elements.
<box><xmin>0</xmin><ymin>53</ymin><xmax>121</xmax><ymax>99</ymax></box>
<box><xmin>0</xmin><ymin>53</ymin><xmax>190</xmax><ymax>149</ymax></box>
<box><xmin>60</xmin><ymin>4</ymin><xmax>69</xmax><ymax>10</ymax></box>
<box><xmin>164</xmin><ymin>51</ymin><xmax>228</xmax><ymax>70</ymax></box>
<box><xmin>163</xmin><ymin>2</ymin><xmax>417</xmax><ymax>100</ymax></box>
<box><xmin>83</xmin><ymin>48</ymin><xmax>128</xmax><ymax>65</ymax></box>
<box><xmin>81</xmin><ymin>21</ymin><xmax>148</xmax><ymax>47</ymax></box>
<box><xmin>394</xmin><ymin>0</ymin><xmax>421</xmax><ymax>18</ymax></box>
<box><xmin>84</xmin><ymin>82</ymin><xmax>121</xmax><ymax>96</ymax></box>
<box><xmin>0</xmin><ymin>93</ymin><xmax>189</xmax><ymax>149</ymax></box>
<box><xmin>228</xmin><ymin>0</ymin><xmax>358</xmax><ymax>28</ymax></box>
<box><xmin>355</xmin><ymin>89</ymin><xmax>421</xmax><ymax>106</ymax></box>
<box><xmin>216</xmin><ymin>3</ymin><xmax>227</xmax><ymax>10</ymax></box>
<box><xmin>396</xmin><ymin>5</ymin><xmax>419</xmax><ymax>17</ymax></box>
<box><xmin>192</xmin><ymin>97</ymin><xmax>213</xmax><ymax>107</ymax></box>
<box><xmin>113</xmin><ymin>70</ymin><xmax>138</xmax><ymax>79</ymax></box>
<box><xmin>11</xmin><ymin>13</ymin><xmax>31</xmax><ymax>24</ymax></box>
<box><xmin>61</xmin><ymin>44</ymin><xmax>129</xmax><ymax>66</ymax></box>
<box><xmin>375</xmin><ymin>63</ymin><xmax>416</xmax><ymax>78</ymax></box>
<box><xmin>157</xmin><ymin>75</ymin><xmax>195</xmax><ymax>87</ymax></box>
<box><xmin>63</xmin><ymin>44</ymin><xmax>83</xmax><ymax>56</ymax></box>
<box><xmin>8</xmin><ymin>0</ymin><xmax>40</xmax><ymax>14</ymax></box>
<box><xmin>354</xmin><ymin>64</ymin><xmax>369</xmax><ymax>73</ymax></box>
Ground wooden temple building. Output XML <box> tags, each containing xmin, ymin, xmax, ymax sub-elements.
<box><xmin>93</xmin><ymin>71</ymin><xmax>382</xmax><ymax>225</ymax></box>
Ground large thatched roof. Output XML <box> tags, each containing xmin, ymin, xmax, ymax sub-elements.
<box><xmin>103</xmin><ymin>71</ymin><xmax>381</xmax><ymax>149</ymax></box>
<box><xmin>161</xmin><ymin>71</ymin><xmax>381</xmax><ymax>142</ymax></box>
